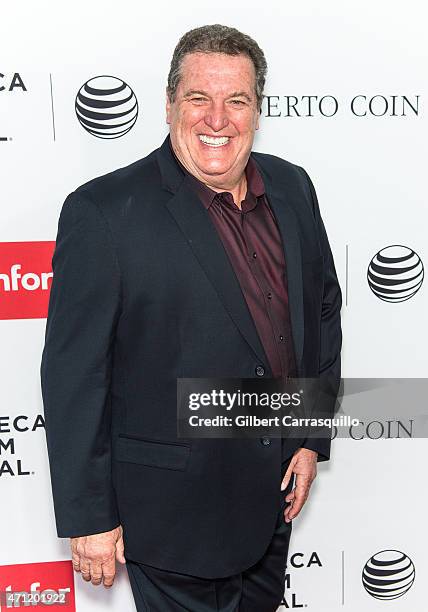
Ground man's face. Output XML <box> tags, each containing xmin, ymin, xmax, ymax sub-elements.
<box><xmin>166</xmin><ymin>52</ymin><xmax>260</xmax><ymax>189</ymax></box>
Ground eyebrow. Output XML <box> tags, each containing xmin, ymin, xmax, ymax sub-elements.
<box><xmin>183</xmin><ymin>89</ymin><xmax>253</xmax><ymax>102</ymax></box>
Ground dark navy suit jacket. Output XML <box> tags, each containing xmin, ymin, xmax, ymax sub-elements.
<box><xmin>40</xmin><ymin>134</ymin><xmax>342</xmax><ymax>578</ymax></box>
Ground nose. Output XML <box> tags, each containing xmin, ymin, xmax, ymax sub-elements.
<box><xmin>204</xmin><ymin>102</ymin><xmax>229</xmax><ymax>132</ymax></box>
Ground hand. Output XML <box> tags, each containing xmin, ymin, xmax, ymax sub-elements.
<box><xmin>280</xmin><ymin>448</ymin><xmax>317</xmax><ymax>523</ymax></box>
<box><xmin>70</xmin><ymin>525</ymin><xmax>126</xmax><ymax>588</ymax></box>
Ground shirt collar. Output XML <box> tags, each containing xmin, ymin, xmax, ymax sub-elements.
<box><xmin>168</xmin><ymin>135</ymin><xmax>265</xmax><ymax>210</ymax></box>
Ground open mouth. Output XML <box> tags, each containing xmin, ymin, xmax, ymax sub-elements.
<box><xmin>198</xmin><ymin>134</ymin><xmax>230</xmax><ymax>147</ymax></box>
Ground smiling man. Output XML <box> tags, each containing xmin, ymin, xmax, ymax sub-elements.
<box><xmin>166</xmin><ymin>50</ymin><xmax>259</xmax><ymax>206</ymax></box>
<box><xmin>41</xmin><ymin>24</ymin><xmax>342</xmax><ymax>612</ymax></box>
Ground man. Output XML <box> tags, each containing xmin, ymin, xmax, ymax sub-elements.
<box><xmin>41</xmin><ymin>24</ymin><xmax>342</xmax><ymax>611</ymax></box>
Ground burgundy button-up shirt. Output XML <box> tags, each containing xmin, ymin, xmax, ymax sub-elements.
<box><xmin>169</xmin><ymin>140</ymin><xmax>297</xmax><ymax>379</ymax></box>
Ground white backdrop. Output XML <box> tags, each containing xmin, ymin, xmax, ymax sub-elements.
<box><xmin>1</xmin><ymin>1</ymin><xmax>427</xmax><ymax>610</ymax></box>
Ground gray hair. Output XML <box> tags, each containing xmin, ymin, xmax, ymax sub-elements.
<box><xmin>167</xmin><ymin>24</ymin><xmax>267</xmax><ymax>111</ymax></box>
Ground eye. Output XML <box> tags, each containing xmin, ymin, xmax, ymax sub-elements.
<box><xmin>229</xmin><ymin>99</ymin><xmax>246</xmax><ymax>106</ymax></box>
<box><xmin>190</xmin><ymin>97</ymin><xmax>207</xmax><ymax>103</ymax></box>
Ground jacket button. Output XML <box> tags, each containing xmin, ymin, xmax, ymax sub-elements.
<box><xmin>255</xmin><ymin>365</ymin><xmax>265</xmax><ymax>377</ymax></box>
<box><xmin>260</xmin><ymin>436</ymin><xmax>271</xmax><ymax>446</ymax></box>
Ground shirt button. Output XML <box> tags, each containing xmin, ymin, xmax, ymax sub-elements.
<box><xmin>260</xmin><ymin>436</ymin><xmax>271</xmax><ymax>446</ymax></box>
<box><xmin>255</xmin><ymin>365</ymin><xmax>265</xmax><ymax>377</ymax></box>
<box><xmin>252</xmin><ymin>252</ymin><xmax>257</xmax><ymax>259</ymax></box>
<box><xmin>267</xmin><ymin>292</ymin><xmax>272</xmax><ymax>300</ymax></box>
<box><xmin>279</xmin><ymin>335</ymin><xmax>284</xmax><ymax>341</ymax></box>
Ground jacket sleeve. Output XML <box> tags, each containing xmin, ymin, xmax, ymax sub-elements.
<box><xmin>40</xmin><ymin>189</ymin><xmax>122</xmax><ymax>537</ymax></box>
<box><xmin>298</xmin><ymin>167</ymin><xmax>343</xmax><ymax>462</ymax></box>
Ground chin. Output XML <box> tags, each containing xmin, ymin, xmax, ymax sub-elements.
<box><xmin>200</xmin><ymin>165</ymin><xmax>232</xmax><ymax>177</ymax></box>
<box><xmin>196</xmin><ymin>157</ymin><xmax>233</xmax><ymax>175</ymax></box>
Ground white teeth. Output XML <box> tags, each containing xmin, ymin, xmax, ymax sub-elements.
<box><xmin>199</xmin><ymin>134</ymin><xmax>229</xmax><ymax>146</ymax></box>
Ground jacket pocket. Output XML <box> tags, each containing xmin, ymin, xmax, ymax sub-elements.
<box><xmin>115</xmin><ymin>434</ymin><xmax>191</xmax><ymax>471</ymax></box>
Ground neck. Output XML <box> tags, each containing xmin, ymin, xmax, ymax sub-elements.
<box><xmin>204</xmin><ymin>174</ymin><xmax>247</xmax><ymax>209</ymax></box>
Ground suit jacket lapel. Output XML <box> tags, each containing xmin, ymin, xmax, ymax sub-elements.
<box><xmin>156</xmin><ymin>136</ymin><xmax>271</xmax><ymax>369</ymax></box>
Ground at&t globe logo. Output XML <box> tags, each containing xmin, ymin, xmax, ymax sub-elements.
<box><xmin>362</xmin><ymin>549</ymin><xmax>415</xmax><ymax>600</ymax></box>
<box><xmin>367</xmin><ymin>244</ymin><xmax>424</xmax><ymax>302</ymax></box>
<box><xmin>75</xmin><ymin>75</ymin><xmax>138</xmax><ymax>139</ymax></box>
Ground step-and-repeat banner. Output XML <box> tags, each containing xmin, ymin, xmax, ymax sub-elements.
<box><xmin>1</xmin><ymin>2</ymin><xmax>426</xmax><ymax>610</ymax></box>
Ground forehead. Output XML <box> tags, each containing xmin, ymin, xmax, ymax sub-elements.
<box><xmin>178</xmin><ymin>52</ymin><xmax>256</xmax><ymax>93</ymax></box>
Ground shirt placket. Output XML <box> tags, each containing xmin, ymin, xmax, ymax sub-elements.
<box><xmin>242</xmin><ymin>204</ymin><xmax>287</xmax><ymax>379</ymax></box>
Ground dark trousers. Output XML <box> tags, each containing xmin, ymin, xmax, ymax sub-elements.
<box><xmin>125</xmin><ymin>464</ymin><xmax>294</xmax><ymax>611</ymax></box>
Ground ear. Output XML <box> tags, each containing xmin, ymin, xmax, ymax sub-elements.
<box><xmin>166</xmin><ymin>89</ymin><xmax>171</xmax><ymax>125</ymax></box>
<box><xmin>255</xmin><ymin>108</ymin><xmax>260</xmax><ymax>130</ymax></box>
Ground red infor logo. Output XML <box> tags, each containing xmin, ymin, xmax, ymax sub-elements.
<box><xmin>0</xmin><ymin>560</ymin><xmax>75</xmax><ymax>610</ymax></box>
<box><xmin>0</xmin><ymin>242</ymin><xmax>55</xmax><ymax>320</ymax></box>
